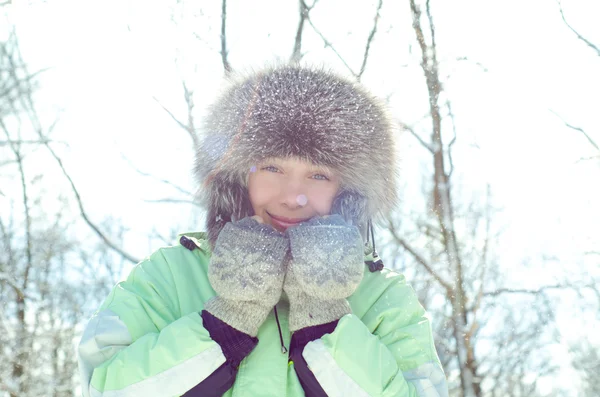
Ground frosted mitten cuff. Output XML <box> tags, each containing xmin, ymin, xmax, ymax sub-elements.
<box><xmin>203</xmin><ymin>298</ymin><xmax>271</xmax><ymax>337</ymax></box>
<box><xmin>284</xmin><ymin>266</ymin><xmax>351</xmax><ymax>332</ymax></box>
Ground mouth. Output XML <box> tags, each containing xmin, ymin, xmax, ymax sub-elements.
<box><xmin>267</xmin><ymin>212</ymin><xmax>310</xmax><ymax>230</ymax></box>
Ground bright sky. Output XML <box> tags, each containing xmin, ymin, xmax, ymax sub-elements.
<box><xmin>3</xmin><ymin>1</ymin><xmax>600</xmax><ymax>393</ymax></box>
<box><xmin>3</xmin><ymin>0</ymin><xmax>598</xmax><ymax>267</ymax></box>
<box><xmin>4</xmin><ymin>0</ymin><xmax>599</xmax><ymax>280</ymax></box>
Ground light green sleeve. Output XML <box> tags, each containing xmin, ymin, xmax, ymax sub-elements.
<box><xmin>302</xmin><ymin>268</ymin><xmax>448</xmax><ymax>396</ymax></box>
<box><xmin>77</xmin><ymin>248</ymin><xmax>225</xmax><ymax>397</ymax></box>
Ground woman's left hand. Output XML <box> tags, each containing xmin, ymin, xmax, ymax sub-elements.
<box><xmin>283</xmin><ymin>214</ymin><xmax>364</xmax><ymax>332</ymax></box>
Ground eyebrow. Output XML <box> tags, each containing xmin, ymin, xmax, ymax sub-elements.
<box><xmin>309</xmin><ymin>165</ymin><xmax>333</xmax><ymax>175</ymax></box>
<box><xmin>263</xmin><ymin>159</ymin><xmax>334</xmax><ymax>175</ymax></box>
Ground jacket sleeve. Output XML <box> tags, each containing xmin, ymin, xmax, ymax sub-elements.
<box><xmin>290</xmin><ymin>269</ymin><xmax>448</xmax><ymax>397</ymax></box>
<box><xmin>76</xmin><ymin>247</ymin><xmax>257</xmax><ymax>397</ymax></box>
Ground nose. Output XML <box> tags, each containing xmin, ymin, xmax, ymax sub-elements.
<box><xmin>279</xmin><ymin>180</ymin><xmax>308</xmax><ymax>209</ymax></box>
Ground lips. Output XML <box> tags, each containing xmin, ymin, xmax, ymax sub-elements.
<box><xmin>267</xmin><ymin>212</ymin><xmax>309</xmax><ymax>230</ymax></box>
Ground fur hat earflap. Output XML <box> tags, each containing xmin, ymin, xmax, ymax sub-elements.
<box><xmin>195</xmin><ymin>64</ymin><xmax>399</xmax><ymax>248</ymax></box>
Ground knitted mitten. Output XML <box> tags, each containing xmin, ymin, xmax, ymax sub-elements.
<box><xmin>204</xmin><ymin>216</ymin><xmax>289</xmax><ymax>336</ymax></box>
<box><xmin>284</xmin><ymin>215</ymin><xmax>364</xmax><ymax>332</ymax></box>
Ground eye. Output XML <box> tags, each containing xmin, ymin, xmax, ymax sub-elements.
<box><xmin>262</xmin><ymin>165</ymin><xmax>280</xmax><ymax>173</ymax></box>
<box><xmin>312</xmin><ymin>173</ymin><xmax>330</xmax><ymax>181</ymax></box>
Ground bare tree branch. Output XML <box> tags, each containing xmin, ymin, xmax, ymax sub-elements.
<box><xmin>8</xmin><ymin>40</ymin><xmax>140</xmax><ymax>264</ymax></box>
<box><xmin>153</xmin><ymin>80</ymin><xmax>200</xmax><ymax>152</ymax></box>
<box><xmin>550</xmin><ymin>109</ymin><xmax>599</xmax><ymax>151</ymax></box>
<box><xmin>153</xmin><ymin>95</ymin><xmax>188</xmax><ymax>130</ymax></box>
<box><xmin>357</xmin><ymin>0</ymin><xmax>383</xmax><ymax>81</ymax></box>
<box><xmin>41</xmin><ymin>130</ymin><xmax>140</xmax><ymax>264</ymax></box>
<box><xmin>0</xmin><ymin>272</ymin><xmax>27</xmax><ymax>301</ymax></box>
<box><xmin>412</xmin><ymin>0</ymin><xmax>466</xmax><ymax>289</ymax></box>
<box><xmin>410</xmin><ymin>1</ymin><xmax>479</xmax><ymax>394</ymax></box>
<box><xmin>1</xmin><ymin>15</ymin><xmax>139</xmax><ymax>394</ymax></box>
<box><xmin>0</xmin><ymin>118</ymin><xmax>32</xmax><ymax>396</ymax></box>
<box><xmin>144</xmin><ymin>198</ymin><xmax>201</xmax><ymax>206</ymax></box>
<box><xmin>305</xmin><ymin>12</ymin><xmax>356</xmax><ymax>77</ymax></box>
<box><xmin>0</xmin><ymin>139</ymin><xmax>61</xmax><ymax>146</ymax></box>
<box><xmin>569</xmin><ymin>338</ymin><xmax>600</xmax><ymax>396</ymax></box>
<box><xmin>120</xmin><ymin>153</ymin><xmax>194</xmax><ymax>197</ymax></box>
<box><xmin>182</xmin><ymin>81</ymin><xmax>200</xmax><ymax>150</ymax></box>
<box><xmin>469</xmin><ymin>185</ymin><xmax>492</xmax><ymax>336</ymax></box>
<box><xmin>220</xmin><ymin>0</ymin><xmax>232</xmax><ymax>75</ymax></box>
<box><xmin>398</xmin><ymin>120</ymin><xmax>434</xmax><ymax>153</ymax></box>
<box><xmin>0</xmin><ymin>67</ymin><xmax>48</xmax><ymax>99</ymax></box>
<box><xmin>445</xmin><ymin>100</ymin><xmax>457</xmax><ymax>179</ymax></box>
<box><xmin>387</xmin><ymin>217</ymin><xmax>454</xmax><ymax>294</ymax></box>
<box><xmin>455</xmin><ymin>56</ymin><xmax>489</xmax><ymax>72</ymax></box>
<box><xmin>557</xmin><ymin>1</ymin><xmax>600</xmax><ymax>57</ymax></box>
<box><xmin>291</xmin><ymin>0</ymin><xmax>309</xmax><ymax>63</ymax></box>
<box><xmin>483</xmin><ymin>282</ymin><xmax>599</xmax><ymax>297</ymax></box>
<box><xmin>0</xmin><ymin>123</ymin><xmax>33</xmax><ymax>293</ymax></box>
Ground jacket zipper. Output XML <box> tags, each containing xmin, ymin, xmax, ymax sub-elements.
<box><xmin>273</xmin><ymin>306</ymin><xmax>288</xmax><ymax>354</ymax></box>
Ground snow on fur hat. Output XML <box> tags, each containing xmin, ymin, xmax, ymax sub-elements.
<box><xmin>194</xmin><ymin>64</ymin><xmax>399</xmax><ymax>248</ymax></box>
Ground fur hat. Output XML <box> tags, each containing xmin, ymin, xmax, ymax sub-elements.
<box><xmin>194</xmin><ymin>64</ymin><xmax>399</xmax><ymax>248</ymax></box>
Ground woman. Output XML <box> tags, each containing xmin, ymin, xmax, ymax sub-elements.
<box><xmin>77</xmin><ymin>65</ymin><xmax>448</xmax><ymax>396</ymax></box>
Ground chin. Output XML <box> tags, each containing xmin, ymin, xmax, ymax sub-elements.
<box><xmin>273</xmin><ymin>225</ymin><xmax>287</xmax><ymax>233</ymax></box>
<box><xmin>266</xmin><ymin>219</ymin><xmax>284</xmax><ymax>232</ymax></box>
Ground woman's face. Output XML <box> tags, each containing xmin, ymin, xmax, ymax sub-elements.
<box><xmin>247</xmin><ymin>157</ymin><xmax>341</xmax><ymax>232</ymax></box>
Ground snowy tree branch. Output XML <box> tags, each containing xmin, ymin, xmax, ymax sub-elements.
<box><xmin>0</xmin><ymin>138</ymin><xmax>60</xmax><ymax>146</ymax></box>
<box><xmin>398</xmin><ymin>120</ymin><xmax>434</xmax><ymax>153</ymax></box>
<box><xmin>8</xmin><ymin>41</ymin><xmax>141</xmax><ymax>265</ymax></box>
<box><xmin>291</xmin><ymin>0</ymin><xmax>314</xmax><ymax>63</ymax></box>
<box><xmin>153</xmin><ymin>81</ymin><xmax>200</xmax><ymax>153</ymax></box>
<box><xmin>357</xmin><ymin>0</ymin><xmax>383</xmax><ymax>81</ymax></box>
<box><xmin>455</xmin><ymin>56</ymin><xmax>489</xmax><ymax>72</ymax></box>
<box><xmin>220</xmin><ymin>0</ymin><xmax>232</xmax><ymax>75</ymax></box>
<box><xmin>387</xmin><ymin>218</ymin><xmax>453</xmax><ymax>294</ymax></box>
<box><xmin>0</xmin><ymin>272</ymin><xmax>26</xmax><ymax>301</ymax></box>
<box><xmin>410</xmin><ymin>1</ymin><xmax>480</xmax><ymax>394</ymax></box>
<box><xmin>557</xmin><ymin>1</ymin><xmax>600</xmax><ymax>57</ymax></box>
<box><xmin>43</xmin><ymin>135</ymin><xmax>140</xmax><ymax>264</ymax></box>
<box><xmin>144</xmin><ymin>198</ymin><xmax>201</xmax><ymax>206</ymax></box>
<box><xmin>550</xmin><ymin>109</ymin><xmax>599</xmax><ymax>152</ymax></box>
<box><xmin>304</xmin><ymin>9</ymin><xmax>356</xmax><ymax>77</ymax></box>
<box><xmin>182</xmin><ymin>81</ymin><xmax>199</xmax><ymax>150</ymax></box>
<box><xmin>0</xmin><ymin>115</ymin><xmax>32</xmax><ymax>396</ymax></box>
<box><xmin>120</xmin><ymin>153</ymin><xmax>195</xmax><ymax>197</ymax></box>
<box><xmin>483</xmin><ymin>282</ymin><xmax>599</xmax><ymax>298</ymax></box>
<box><xmin>445</xmin><ymin>100</ymin><xmax>457</xmax><ymax>179</ymax></box>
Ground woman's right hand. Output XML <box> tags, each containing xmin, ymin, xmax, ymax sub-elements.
<box><xmin>204</xmin><ymin>216</ymin><xmax>289</xmax><ymax>336</ymax></box>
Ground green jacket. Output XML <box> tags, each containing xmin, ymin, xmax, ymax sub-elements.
<box><xmin>77</xmin><ymin>232</ymin><xmax>447</xmax><ymax>396</ymax></box>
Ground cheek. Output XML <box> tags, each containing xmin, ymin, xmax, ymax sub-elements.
<box><xmin>248</xmin><ymin>175</ymin><xmax>278</xmax><ymax>207</ymax></box>
<box><xmin>307</xmin><ymin>186</ymin><xmax>339</xmax><ymax>213</ymax></box>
